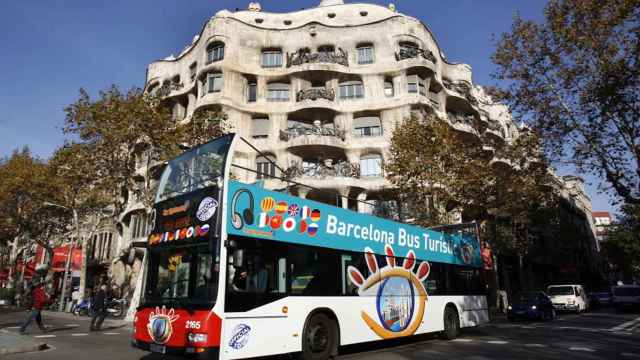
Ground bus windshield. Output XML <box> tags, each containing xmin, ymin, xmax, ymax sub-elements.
<box><xmin>144</xmin><ymin>245</ymin><xmax>218</xmax><ymax>306</ymax></box>
<box><xmin>548</xmin><ymin>286</ymin><xmax>575</xmax><ymax>296</ymax></box>
<box><xmin>155</xmin><ymin>135</ymin><xmax>233</xmax><ymax>203</ymax></box>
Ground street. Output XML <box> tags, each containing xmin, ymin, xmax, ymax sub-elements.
<box><xmin>2</xmin><ymin>308</ymin><xmax>640</xmax><ymax>360</ymax></box>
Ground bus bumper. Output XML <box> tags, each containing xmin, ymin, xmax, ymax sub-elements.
<box><xmin>132</xmin><ymin>340</ymin><xmax>219</xmax><ymax>359</ymax></box>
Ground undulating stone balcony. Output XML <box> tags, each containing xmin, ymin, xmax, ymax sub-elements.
<box><xmin>286</xmin><ymin>48</ymin><xmax>349</xmax><ymax>67</ymax></box>
<box><xmin>296</xmin><ymin>87</ymin><xmax>336</xmax><ymax>102</ymax></box>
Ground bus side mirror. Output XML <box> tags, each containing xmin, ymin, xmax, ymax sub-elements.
<box><xmin>233</xmin><ymin>249</ymin><xmax>244</xmax><ymax>268</ymax></box>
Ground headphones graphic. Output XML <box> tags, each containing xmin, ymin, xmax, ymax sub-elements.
<box><xmin>231</xmin><ymin>189</ymin><xmax>254</xmax><ymax>230</ymax></box>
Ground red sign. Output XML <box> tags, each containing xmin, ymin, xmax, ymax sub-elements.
<box><xmin>51</xmin><ymin>245</ymin><xmax>82</xmax><ymax>272</ymax></box>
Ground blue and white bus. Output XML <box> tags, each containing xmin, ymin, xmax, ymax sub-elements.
<box><xmin>133</xmin><ymin>134</ymin><xmax>489</xmax><ymax>359</ymax></box>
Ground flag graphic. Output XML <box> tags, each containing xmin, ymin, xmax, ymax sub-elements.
<box><xmin>270</xmin><ymin>215</ymin><xmax>283</xmax><ymax>230</ymax></box>
<box><xmin>307</xmin><ymin>222</ymin><xmax>319</xmax><ymax>236</ymax></box>
<box><xmin>261</xmin><ymin>197</ymin><xmax>276</xmax><ymax>212</ymax></box>
<box><xmin>276</xmin><ymin>201</ymin><xmax>288</xmax><ymax>214</ymax></box>
<box><xmin>299</xmin><ymin>206</ymin><xmax>310</xmax><ymax>220</ymax></box>
<box><xmin>283</xmin><ymin>217</ymin><xmax>296</xmax><ymax>232</ymax></box>
<box><xmin>298</xmin><ymin>219</ymin><xmax>308</xmax><ymax>233</ymax></box>
<box><xmin>288</xmin><ymin>204</ymin><xmax>299</xmax><ymax>217</ymax></box>
<box><xmin>310</xmin><ymin>209</ymin><xmax>321</xmax><ymax>222</ymax></box>
<box><xmin>259</xmin><ymin>212</ymin><xmax>270</xmax><ymax>228</ymax></box>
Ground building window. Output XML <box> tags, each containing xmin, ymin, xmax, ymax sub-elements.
<box><xmin>360</xmin><ymin>154</ymin><xmax>383</xmax><ymax>177</ymax></box>
<box><xmin>357</xmin><ymin>44</ymin><xmax>374</xmax><ymax>64</ymax></box>
<box><xmin>261</xmin><ymin>49</ymin><xmax>283</xmax><ymax>68</ymax></box>
<box><xmin>384</xmin><ymin>79</ymin><xmax>394</xmax><ymax>97</ymax></box>
<box><xmin>247</xmin><ymin>82</ymin><xmax>257</xmax><ymax>102</ymax></box>
<box><xmin>206</xmin><ymin>42</ymin><xmax>225</xmax><ymax>64</ymax></box>
<box><xmin>407</xmin><ymin>74</ymin><xmax>426</xmax><ymax>95</ymax></box>
<box><xmin>267</xmin><ymin>82</ymin><xmax>290</xmax><ymax>102</ymax></box>
<box><xmin>131</xmin><ymin>212</ymin><xmax>148</xmax><ymax>239</ymax></box>
<box><xmin>353</xmin><ymin>116</ymin><xmax>382</xmax><ymax>137</ymax></box>
<box><xmin>189</xmin><ymin>62</ymin><xmax>197</xmax><ymax>81</ymax></box>
<box><xmin>206</xmin><ymin>73</ymin><xmax>223</xmax><ymax>93</ymax></box>
<box><xmin>252</xmin><ymin>117</ymin><xmax>269</xmax><ymax>139</ymax></box>
<box><xmin>90</xmin><ymin>232</ymin><xmax>114</xmax><ymax>262</ymax></box>
<box><xmin>339</xmin><ymin>80</ymin><xmax>364</xmax><ymax>99</ymax></box>
<box><xmin>256</xmin><ymin>155</ymin><xmax>276</xmax><ymax>179</ymax></box>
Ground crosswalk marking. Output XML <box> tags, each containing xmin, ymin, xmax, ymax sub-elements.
<box><xmin>452</xmin><ymin>338</ymin><xmax>473</xmax><ymax>342</ymax></box>
<box><xmin>71</xmin><ymin>333</ymin><xmax>88</xmax><ymax>336</ymax></box>
<box><xmin>33</xmin><ymin>334</ymin><xmax>56</xmax><ymax>338</ymax></box>
<box><xmin>103</xmin><ymin>332</ymin><xmax>120</xmax><ymax>335</ymax></box>
<box><xmin>610</xmin><ymin>316</ymin><xmax>640</xmax><ymax>332</ymax></box>
<box><xmin>486</xmin><ymin>340</ymin><xmax>508</xmax><ymax>344</ymax></box>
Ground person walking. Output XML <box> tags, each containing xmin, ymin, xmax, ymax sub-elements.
<box><xmin>90</xmin><ymin>284</ymin><xmax>108</xmax><ymax>331</ymax></box>
<box><xmin>19</xmin><ymin>280</ymin><xmax>51</xmax><ymax>334</ymax></box>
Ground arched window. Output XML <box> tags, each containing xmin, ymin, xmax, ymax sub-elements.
<box><xmin>356</xmin><ymin>43</ymin><xmax>374</xmax><ymax>64</ymax></box>
<box><xmin>399</xmin><ymin>41</ymin><xmax>419</xmax><ymax>53</ymax></box>
<box><xmin>267</xmin><ymin>82</ymin><xmax>290</xmax><ymax>102</ymax></box>
<box><xmin>360</xmin><ymin>154</ymin><xmax>382</xmax><ymax>177</ymax></box>
<box><xmin>256</xmin><ymin>155</ymin><xmax>276</xmax><ymax>179</ymax></box>
<box><xmin>318</xmin><ymin>45</ymin><xmax>335</xmax><ymax>55</ymax></box>
<box><xmin>339</xmin><ymin>80</ymin><xmax>364</xmax><ymax>99</ymax></box>
<box><xmin>261</xmin><ymin>48</ymin><xmax>283</xmax><ymax>68</ymax></box>
<box><xmin>252</xmin><ymin>117</ymin><xmax>269</xmax><ymax>139</ymax></box>
<box><xmin>206</xmin><ymin>42</ymin><xmax>225</xmax><ymax>64</ymax></box>
<box><xmin>353</xmin><ymin>116</ymin><xmax>382</xmax><ymax>137</ymax></box>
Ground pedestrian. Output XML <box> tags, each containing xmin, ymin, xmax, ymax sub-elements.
<box><xmin>90</xmin><ymin>284</ymin><xmax>108</xmax><ymax>331</ymax></box>
<box><xmin>19</xmin><ymin>280</ymin><xmax>52</xmax><ymax>334</ymax></box>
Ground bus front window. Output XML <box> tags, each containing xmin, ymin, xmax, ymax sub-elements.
<box><xmin>146</xmin><ymin>245</ymin><xmax>218</xmax><ymax>306</ymax></box>
<box><xmin>155</xmin><ymin>135</ymin><xmax>233</xmax><ymax>203</ymax></box>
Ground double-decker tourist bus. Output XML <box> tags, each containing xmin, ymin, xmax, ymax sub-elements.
<box><xmin>133</xmin><ymin>134</ymin><xmax>489</xmax><ymax>359</ymax></box>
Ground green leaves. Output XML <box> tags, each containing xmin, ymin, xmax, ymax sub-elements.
<box><xmin>492</xmin><ymin>0</ymin><xmax>640</xmax><ymax>206</ymax></box>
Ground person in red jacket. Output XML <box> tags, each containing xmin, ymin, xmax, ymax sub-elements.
<box><xmin>19</xmin><ymin>281</ymin><xmax>52</xmax><ymax>334</ymax></box>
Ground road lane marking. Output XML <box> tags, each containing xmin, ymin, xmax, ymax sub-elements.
<box><xmin>452</xmin><ymin>338</ymin><xmax>473</xmax><ymax>342</ymax></box>
<box><xmin>6</xmin><ymin>326</ymin><xmax>20</xmax><ymax>329</ymax></box>
<box><xmin>524</xmin><ymin>344</ymin><xmax>546</xmax><ymax>347</ymax></box>
<box><xmin>71</xmin><ymin>333</ymin><xmax>88</xmax><ymax>336</ymax></box>
<box><xmin>33</xmin><ymin>334</ymin><xmax>56</xmax><ymax>338</ymax></box>
<box><xmin>611</xmin><ymin>317</ymin><xmax>640</xmax><ymax>331</ymax></box>
<box><xmin>569</xmin><ymin>347</ymin><xmax>595</xmax><ymax>352</ymax></box>
<box><xmin>103</xmin><ymin>332</ymin><xmax>120</xmax><ymax>335</ymax></box>
<box><xmin>486</xmin><ymin>340</ymin><xmax>508</xmax><ymax>344</ymax></box>
<box><xmin>65</xmin><ymin>324</ymin><xmax>79</xmax><ymax>327</ymax></box>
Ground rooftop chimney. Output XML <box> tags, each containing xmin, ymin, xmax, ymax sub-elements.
<box><xmin>319</xmin><ymin>0</ymin><xmax>344</xmax><ymax>6</ymax></box>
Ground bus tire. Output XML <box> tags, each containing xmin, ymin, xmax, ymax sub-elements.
<box><xmin>441</xmin><ymin>305</ymin><xmax>460</xmax><ymax>340</ymax></box>
<box><xmin>297</xmin><ymin>313</ymin><xmax>338</xmax><ymax>360</ymax></box>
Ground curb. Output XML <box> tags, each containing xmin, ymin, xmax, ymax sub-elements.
<box><xmin>0</xmin><ymin>330</ymin><xmax>48</xmax><ymax>356</ymax></box>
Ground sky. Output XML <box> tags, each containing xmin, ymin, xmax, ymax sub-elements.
<box><xmin>0</xmin><ymin>0</ymin><xmax>617</xmax><ymax>215</ymax></box>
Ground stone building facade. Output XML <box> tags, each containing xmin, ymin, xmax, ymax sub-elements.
<box><xmin>111</xmin><ymin>0</ymin><xmax>600</xmax><ymax>311</ymax></box>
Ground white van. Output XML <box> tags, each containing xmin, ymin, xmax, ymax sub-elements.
<box><xmin>547</xmin><ymin>284</ymin><xmax>589</xmax><ymax>312</ymax></box>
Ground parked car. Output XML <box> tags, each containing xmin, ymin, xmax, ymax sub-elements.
<box><xmin>612</xmin><ymin>284</ymin><xmax>640</xmax><ymax>311</ymax></box>
<box><xmin>547</xmin><ymin>284</ymin><xmax>589</xmax><ymax>313</ymax></box>
<box><xmin>507</xmin><ymin>291</ymin><xmax>556</xmax><ymax>321</ymax></box>
<box><xmin>588</xmin><ymin>291</ymin><xmax>612</xmax><ymax>309</ymax></box>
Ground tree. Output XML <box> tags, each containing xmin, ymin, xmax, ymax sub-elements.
<box><xmin>63</xmin><ymin>85</ymin><xmax>184</xmax><ymax>215</ymax></box>
<box><xmin>601</xmin><ymin>204</ymin><xmax>640</xmax><ymax>280</ymax></box>
<box><xmin>0</xmin><ymin>148</ymin><xmax>70</xmax><ymax>285</ymax></box>
<box><xmin>491</xmin><ymin>0</ymin><xmax>640</xmax><ymax>206</ymax></box>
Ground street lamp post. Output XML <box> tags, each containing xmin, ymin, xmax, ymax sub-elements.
<box><xmin>43</xmin><ymin>202</ymin><xmax>79</xmax><ymax>312</ymax></box>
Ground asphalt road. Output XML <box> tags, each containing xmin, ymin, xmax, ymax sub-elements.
<box><xmin>1</xmin><ymin>308</ymin><xmax>640</xmax><ymax>360</ymax></box>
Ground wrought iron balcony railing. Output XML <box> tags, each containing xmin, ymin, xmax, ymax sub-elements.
<box><xmin>286</xmin><ymin>48</ymin><xmax>349</xmax><ymax>67</ymax></box>
<box><xmin>395</xmin><ymin>46</ymin><xmax>437</xmax><ymax>64</ymax></box>
<box><xmin>279</xmin><ymin>124</ymin><xmax>346</xmax><ymax>141</ymax></box>
<box><xmin>296</xmin><ymin>87</ymin><xmax>336</xmax><ymax>102</ymax></box>
<box><xmin>284</xmin><ymin>160</ymin><xmax>360</xmax><ymax>179</ymax></box>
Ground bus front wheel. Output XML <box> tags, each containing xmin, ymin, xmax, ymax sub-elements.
<box><xmin>441</xmin><ymin>306</ymin><xmax>460</xmax><ymax>340</ymax></box>
<box><xmin>297</xmin><ymin>313</ymin><xmax>338</xmax><ymax>360</ymax></box>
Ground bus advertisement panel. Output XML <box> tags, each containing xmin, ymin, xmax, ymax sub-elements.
<box><xmin>226</xmin><ymin>180</ymin><xmax>481</xmax><ymax>268</ymax></box>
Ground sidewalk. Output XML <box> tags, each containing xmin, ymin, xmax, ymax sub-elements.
<box><xmin>0</xmin><ymin>329</ymin><xmax>48</xmax><ymax>356</ymax></box>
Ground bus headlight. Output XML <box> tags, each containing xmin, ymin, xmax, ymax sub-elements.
<box><xmin>507</xmin><ymin>305</ymin><xmax>512</xmax><ymax>310</ymax></box>
<box><xmin>188</xmin><ymin>333</ymin><xmax>208</xmax><ymax>343</ymax></box>
<box><xmin>531</xmin><ymin>305</ymin><xmax>537</xmax><ymax>310</ymax></box>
